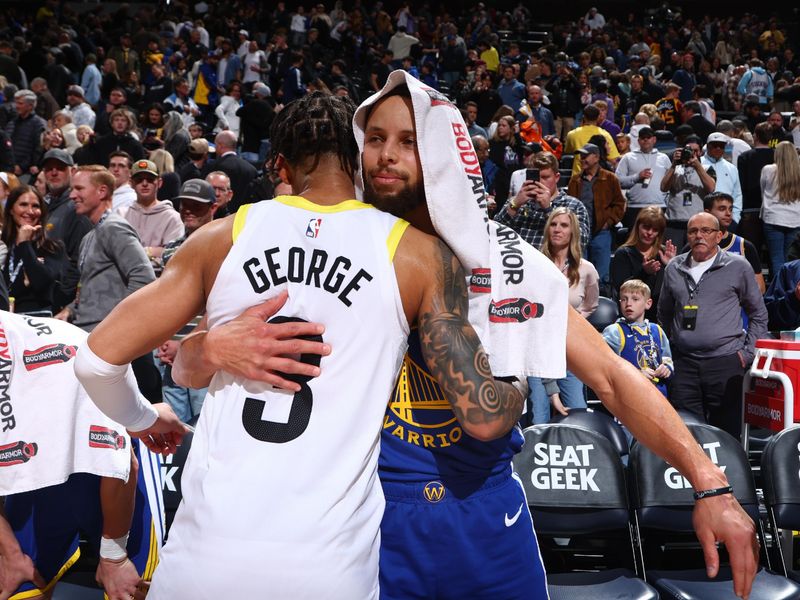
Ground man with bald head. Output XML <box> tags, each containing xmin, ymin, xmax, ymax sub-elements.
<box><xmin>202</xmin><ymin>130</ymin><xmax>257</xmax><ymax>214</ymax></box>
<box><xmin>658</xmin><ymin>211</ymin><xmax>767</xmax><ymax>438</ymax></box>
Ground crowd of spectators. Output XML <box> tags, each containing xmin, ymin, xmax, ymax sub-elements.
<box><xmin>0</xmin><ymin>1</ymin><xmax>796</xmax><ymax>431</ymax></box>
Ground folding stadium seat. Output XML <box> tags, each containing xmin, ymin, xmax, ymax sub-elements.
<box><xmin>549</xmin><ymin>408</ymin><xmax>630</xmax><ymax>460</ymax></box>
<box><xmin>630</xmin><ymin>421</ymin><xmax>800</xmax><ymax>599</ymax></box>
<box><xmin>514</xmin><ymin>423</ymin><xmax>658</xmax><ymax>599</ymax></box>
<box><xmin>760</xmin><ymin>426</ymin><xmax>800</xmax><ymax>582</ymax></box>
<box><xmin>586</xmin><ymin>296</ymin><xmax>618</xmax><ymax>332</ymax></box>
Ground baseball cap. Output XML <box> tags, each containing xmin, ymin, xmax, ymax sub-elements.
<box><xmin>707</xmin><ymin>132</ymin><xmax>730</xmax><ymax>144</ymax></box>
<box><xmin>175</xmin><ymin>179</ymin><xmax>215</xmax><ymax>203</ymax></box>
<box><xmin>131</xmin><ymin>159</ymin><xmax>159</xmax><ymax>177</ymax></box>
<box><xmin>637</xmin><ymin>126</ymin><xmax>655</xmax><ymax>138</ymax></box>
<box><xmin>41</xmin><ymin>148</ymin><xmax>74</xmax><ymax>167</ymax></box>
<box><xmin>67</xmin><ymin>85</ymin><xmax>85</xmax><ymax>98</ymax></box>
<box><xmin>239</xmin><ymin>29</ymin><xmax>249</xmax><ymax>38</ymax></box>
<box><xmin>577</xmin><ymin>143</ymin><xmax>600</xmax><ymax>156</ymax></box>
<box><xmin>189</xmin><ymin>138</ymin><xmax>209</xmax><ymax>154</ymax></box>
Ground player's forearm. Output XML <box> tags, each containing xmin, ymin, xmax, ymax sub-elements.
<box><xmin>567</xmin><ymin>309</ymin><xmax>728</xmax><ymax>491</ymax></box>
<box><xmin>100</xmin><ymin>451</ymin><xmax>138</xmax><ymax>540</ymax></box>
<box><xmin>172</xmin><ymin>328</ymin><xmax>215</xmax><ymax>389</ymax></box>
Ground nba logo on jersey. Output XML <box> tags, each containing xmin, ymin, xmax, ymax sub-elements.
<box><xmin>306</xmin><ymin>218</ymin><xmax>323</xmax><ymax>238</ymax></box>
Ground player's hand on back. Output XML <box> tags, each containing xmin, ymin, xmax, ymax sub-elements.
<box><xmin>197</xmin><ymin>290</ymin><xmax>331</xmax><ymax>391</ymax></box>
<box><xmin>95</xmin><ymin>556</ymin><xmax>145</xmax><ymax>600</ymax></box>
<box><xmin>0</xmin><ymin>549</ymin><xmax>46</xmax><ymax>600</ymax></box>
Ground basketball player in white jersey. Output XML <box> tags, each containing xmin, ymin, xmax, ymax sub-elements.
<box><xmin>176</xmin><ymin>87</ymin><xmax>761</xmax><ymax>599</ymax></box>
<box><xmin>74</xmin><ymin>92</ymin><xmax>526</xmax><ymax>599</ymax></box>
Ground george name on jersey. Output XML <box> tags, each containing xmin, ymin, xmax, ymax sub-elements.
<box><xmin>243</xmin><ymin>246</ymin><xmax>374</xmax><ymax>307</ymax></box>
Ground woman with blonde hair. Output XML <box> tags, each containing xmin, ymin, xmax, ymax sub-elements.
<box><xmin>148</xmin><ymin>148</ymin><xmax>181</xmax><ymax>202</ymax></box>
<box><xmin>527</xmin><ymin>207</ymin><xmax>598</xmax><ymax>424</ymax></box>
<box><xmin>761</xmin><ymin>140</ymin><xmax>800</xmax><ymax>273</ymax></box>
<box><xmin>610</xmin><ymin>206</ymin><xmax>675</xmax><ymax>320</ymax></box>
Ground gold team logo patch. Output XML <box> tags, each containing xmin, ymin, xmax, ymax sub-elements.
<box><xmin>384</xmin><ymin>355</ymin><xmax>463</xmax><ymax>449</ymax></box>
<box><xmin>423</xmin><ymin>481</ymin><xmax>446</xmax><ymax>503</ymax></box>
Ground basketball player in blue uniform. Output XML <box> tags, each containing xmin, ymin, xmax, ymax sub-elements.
<box><xmin>170</xmin><ymin>85</ymin><xmax>760</xmax><ymax>599</ymax></box>
<box><xmin>74</xmin><ymin>92</ymin><xmax>527</xmax><ymax>599</ymax></box>
<box><xmin>0</xmin><ymin>312</ymin><xmax>168</xmax><ymax>600</ymax></box>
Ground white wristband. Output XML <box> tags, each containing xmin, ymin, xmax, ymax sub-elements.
<box><xmin>100</xmin><ymin>533</ymin><xmax>129</xmax><ymax>561</ymax></box>
<box><xmin>74</xmin><ymin>341</ymin><xmax>158</xmax><ymax>432</ymax></box>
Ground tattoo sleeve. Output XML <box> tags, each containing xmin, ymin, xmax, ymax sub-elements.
<box><xmin>418</xmin><ymin>240</ymin><xmax>523</xmax><ymax>438</ymax></box>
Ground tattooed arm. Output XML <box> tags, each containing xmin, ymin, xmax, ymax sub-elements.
<box><xmin>414</xmin><ymin>237</ymin><xmax>524</xmax><ymax>442</ymax></box>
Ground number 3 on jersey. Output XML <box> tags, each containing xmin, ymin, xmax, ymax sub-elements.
<box><xmin>241</xmin><ymin>316</ymin><xmax>323</xmax><ymax>443</ymax></box>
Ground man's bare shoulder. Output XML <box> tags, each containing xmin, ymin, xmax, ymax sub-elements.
<box><xmin>393</xmin><ymin>224</ymin><xmax>442</xmax><ymax>269</ymax></box>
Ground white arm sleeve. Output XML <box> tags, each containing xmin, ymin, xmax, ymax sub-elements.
<box><xmin>74</xmin><ymin>342</ymin><xmax>159</xmax><ymax>432</ymax></box>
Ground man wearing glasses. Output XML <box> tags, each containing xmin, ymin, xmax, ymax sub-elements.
<box><xmin>701</xmin><ymin>132</ymin><xmax>743</xmax><ymax>231</ymax></box>
<box><xmin>658</xmin><ymin>211</ymin><xmax>767</xmax><ymax>438</ymax></box>
<box><xmin>205</xmin><ymin>170</ymin><xmax>233</xmax><ymax>218</ymax></box>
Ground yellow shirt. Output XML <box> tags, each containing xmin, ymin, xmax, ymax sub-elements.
<box><xmin>481</xmin><ymin>47</ymin><xmax>500</xmax><ymax>73</ymax></box>
<box><xmin>563</xmin><ymin>125</ymin><xmax>620</xmax><ymax>175</ymax></box>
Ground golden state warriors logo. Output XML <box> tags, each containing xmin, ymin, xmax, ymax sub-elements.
<box><xmin>423</xmin><ymin>481</ymin><xmax>446</xmax><ymax>503</ymax></box>
<box><xmin>383</xmin><ymin>354</ymin><xmax>464</xmax><ymax>449</ymax></box>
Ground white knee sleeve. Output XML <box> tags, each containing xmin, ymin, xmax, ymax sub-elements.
<box><xmin>74</xmin><ymin>342</ymin><xmax>158</xmax><ymax>432</ymax></box>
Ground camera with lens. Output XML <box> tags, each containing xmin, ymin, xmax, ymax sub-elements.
<box><xmin>678</xmin><ymin>146</ymin><xmax>693</xmax><ymax>165</ymax></box>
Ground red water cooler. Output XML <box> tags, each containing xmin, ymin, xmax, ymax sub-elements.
<box><xmin>742</xmin><ymin>338</ymin><xmax>800</xmax><ymax>449</ymax></box>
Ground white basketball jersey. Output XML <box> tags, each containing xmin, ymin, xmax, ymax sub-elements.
<box><xmin>150</xmin><ymin>196</ymin><xmax>410</xmax><ymax>599</ymax></box>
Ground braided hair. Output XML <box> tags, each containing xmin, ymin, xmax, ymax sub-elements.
<box><xmin>269</xmin><ymin>92</ymin><xmax>358</xmax><ymax>181</ymax></box>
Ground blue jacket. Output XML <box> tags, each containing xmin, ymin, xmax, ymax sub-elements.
<box><xmin>497</xmin><ymin>78</ymin><xmax>526</xmax><ymax>112</ymax></box>
<box><xmin>764</xmin><ymin>260</ymin><xmax>800</xmax><ymax>331</ymax></box>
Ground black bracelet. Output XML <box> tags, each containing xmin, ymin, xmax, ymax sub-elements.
<box><xmin>693</xmin><ymin>485</ymin><xmax>733</xmax><ymax>500</ymax></box>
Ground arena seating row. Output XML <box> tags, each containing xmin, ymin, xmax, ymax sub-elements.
<box><xmin>514</xmin><ymin>415</ymin><xmax>800</xmax><ymax>599</ymax></box>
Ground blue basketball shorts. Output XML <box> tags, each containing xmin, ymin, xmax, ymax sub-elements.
<box><xmin>5</xmin><ymin>441</ymin><xmax>163</xmax><ymax>598</ymax></box>
<box><xmin>379</xmin><ymin>470</ymin><xmax>548</xmax><ymax>599</ymax></box>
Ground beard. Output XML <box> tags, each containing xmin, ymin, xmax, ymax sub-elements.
<box><xmin>362</xmin><ymin>172</ymin><xmax>426</xmax><ymax>219</ymax></box>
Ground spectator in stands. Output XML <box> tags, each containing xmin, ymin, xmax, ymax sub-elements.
<box><xmin>387</xmin><ymin>26</ymin><xmax>419</xmax><ymax>63</ymax></box>
<box><xmin>203</xmin><ymin>130</ymin><xmax>256</xmax><ymax>215</ymax></box>
<box><xmin>767</xmin><ymin>110</ymin><xmax>791</xmax><ymax>147</ymax></box>
<box><xmin>716</xmin><ymin>120</ymin><xmax>751</xmax><ymax>166</ymax></box>
<box><xmin>583</xmin><ymin>7</ymin><xmax>606</xmax><ymax>31</ymax></box>
<box><xmin>237</xmin><ymin>82</ymin><xmax>274</xmax><ymax>165</ymax></box>
<box><xmin>441</xmin><ymin>34</ymin><xmax>466</xmax><ymax>91</ymax></box>
<box><xmin>108</xmin><ymin>151</ymin><xmax>136</xmax><ymax>212</ymax></box>
<box><xmin>546</xmin><ymin>62</ymin><xmax>582</xmax><ymax>141</ymax></box>
<box><xmin>703</xmin><ymin>191</ymin><xmax>765</xmax><ymax>293</ymax></box>
<box><xmin>760</xmin><ymin>140</ymin><xmax>800</xmax><ymax>275</ymax></box>
<box><xmin>658</xmin><ymin>211</ymin><xmax>767</xmax><ymax>438</ymax></box>
<box><xmin>2</xmin><ymin>185</ymin><xmax>67</xmax><ymax>316</ymax></box>
<box><xmin>563</xmin><ymin>104</ymin><xmax>619</xmax><ymax>175</ymax></box>
<box><xmin>605</xmin><ymin>278</ymin><xmax>675</xmax><ymax>400</ymax></box>
<box><xmin>119</xmin><ymin>159</ymin><xmax>183</xmax><ymax>273</ymax></box>
<box><xmin>517</xmin><ymin>82</ymin><xmax>555</xmax><ymax>136</ymax></box>
<box><xmin>142</xmin><ymin>63</ymin><xmax>174</xmax><ymax>107</ymax></box>
<box><xmin>178</xmin><ymin>138</ymin><xmax>211</xmax><ymax>183</ymax></box>
<box><xmin>107</xmin><ymin>33</ymin><xmax>140</xmax><ymax>83</ymax></box>
<box><xmin>702</xmin><ymin>132</ymin><xmax>743</xmax><ymax>226</ymax></box>
<box><xmin>7</xmin><ymin>90</ymin><xmax>46</xmax><ymax>180</ymax></box>
<box><xmin>164</xmin><ymin>78</ymin><xmax>201</xmax><ymax>129</ymax></box>
<box><xmin>90</xmin><ymin>108</ymin><xmax>145</xmax><ymax>167</ymax></box>
<box><xmin>162</xmin><ymin>112</ymin><xmax>191</xmax><ymax>172</ymax></box>
<box><xmin>281</xmin><ymin>51</ymin><xmax>307</xmax><ymax>103</ymax></box>
<box><xmin>672</xmin><ymin>52</ymin><xmax>698</xmax><ymax>103</ymax></box>
<box><xmin>218</xmin><ymin>38</ymin><xmax>243</xmax><ymax>87</ymax></box>
<box><xmin>495</xmin><ymin>150</ymin><xmax>589</xmax><ymax>249</ymax></box>
<box><xmin>464</xmin><ymin>101</ymin><xmax>488</xmax><ymax>138</ymax></box>
<box><xmin>471</xmin><ymin>134</ymin><xmax>497</xmax><ymax>199</ymax></box>
<box><xmin>81</xmin><ymin>53</ymin><xmax>102</xmax><ymax>108</ymax></box>
<box><xmin>661</xmin><ymin>136</ymin><xmax>716</xmax><ymax>248</ymax></box>
<box><xmin>63</xmin><ymin>85</ymin><xmax>95</xmax><ymax>129</ymax></box>
<box><xmin>214</xmin><ymin>81</ymin><xmax>243</xmax><ymax>140</ymax></box>
<box><xmin>594</xmin><ymin>99</ymin><xmax>621</xmax><ymax>138</ymax></box>
<box><xmin>30</xmin><ymin>77</ymin><xmax>60</xmax><ymax>122</ymax></box>
<box><xmin>763</xmin><ymin>259</ymin><xmax>800</xmax><ymax>330</ymax></box>
<box><xmin>737</xmin><ymin>121</ymin><xmax>773</xmax><ymax>250</ymax></box>
<box><xmin>55</xmin><ymin>164</ymin><xmax>152</xmax><ymax>326</ymax></box>
<box><xmin>487</xmin><ymin>114</ymin><xmax>524</xmax><ymax>207</ymax></box>
<box><xmin>496</xmin><ymin>63</ymin><xmax>526</xmax><ymax>113</ymax></box>
<box><xmin>370</xmin><ymin>50</ymin><xmax>395</xmax><ymax>93</ymax></box>
<box><xmin>206</xmin><ymin>170</ymin><xmax>234</xmax><ymax>219</ymax></box>
<box><xmin>735</xmin><ymin>95</ymin><xmax>767</xmax><ymax>135</ymax></box>
<box><xmin>615</xmin><ymin>126</ymin><xmax>671</xmax><ymax>228</ymax></box>
<box><xmin>567</xmin><ymin>142</ymin><xmax>626</xmax><ymax>293</ymax></box>
<box><xmin>94</xmin><ymin>87</ymin><xmax>130</xmax><ymax>137</ymax></box>
<box><xmin>656</xmin><ymin>82</ymin><xmax>683</xmax><ymax>135</ymax></box>
<box><xmin>528</xmin><ymin>207</ymin><xmax>596</xmax><ymax>424</ymax></box>
<box><xmin>149</xmin><ymin>149</ymin><xmax>181</xmax><ymax>202</ymax></box>
<box><xmin>737</xmin><ymin>58</ymin><xmax>774</xmax><ymax>107</ymax></box>
<box><xmin>611</xmin><ymin>206</ymin><xmax>675</xmax><ymax>319</ymax></box>
<box><xmin>680</xmin><ymin>100</ymin><xmax>715</xmax><ymax>144</ymax></box>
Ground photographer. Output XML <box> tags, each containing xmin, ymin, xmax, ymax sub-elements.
<box><xmin>660</xmin><ymin>135</ymin><xmax>716</xmax><ymax>248</ymax></box>
<box><xmin>494</xmin><ymin>150</ymin><xmax>590</xmax><ymax>250</ymax></box>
